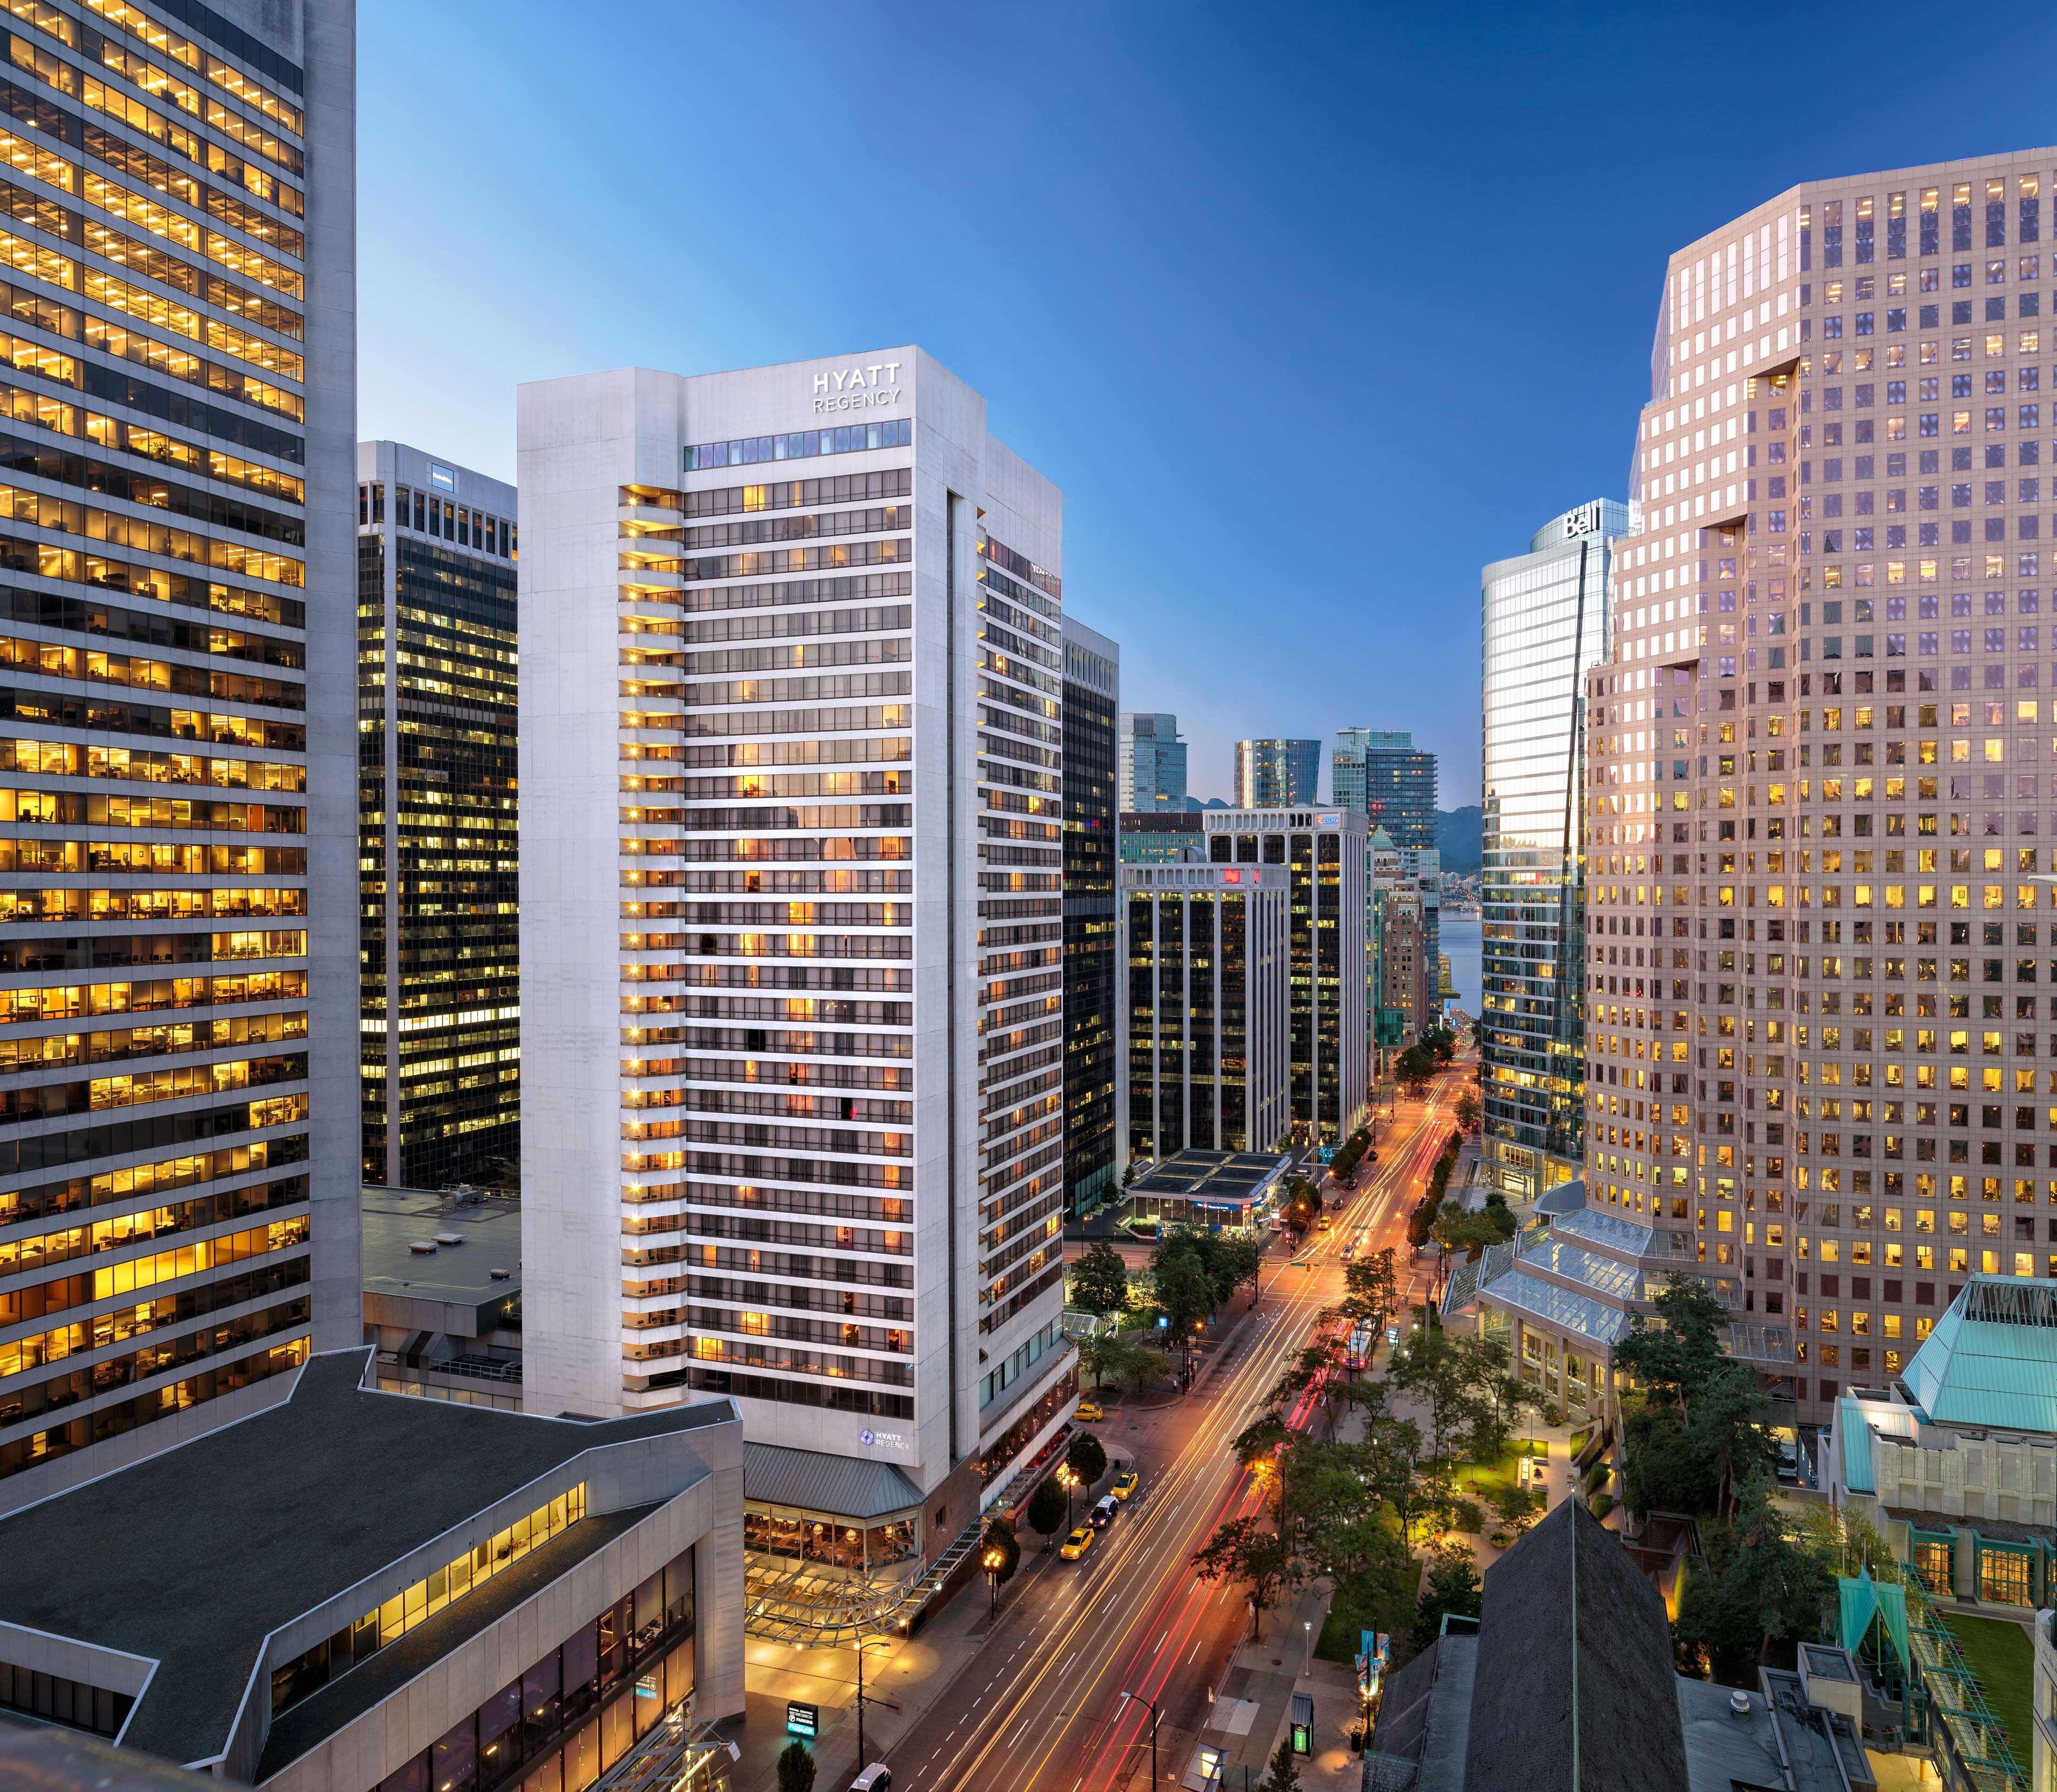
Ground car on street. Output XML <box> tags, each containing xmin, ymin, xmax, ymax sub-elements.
<box><xmin>1316</xmin><ymin>1216</ymin><xmax>1332</xmax><ymax>1231</ymax></box>
<box><xmin>1060</xmin><ymin>1525</ymin><xmax>1096</xmax><ymax>1559</ymax></box>
<box><xmin>1089</xmin><ymin>1494</ymin><xmax>1120</xmax><ymax>1529</ymax></box>
<box><xmin>1111</xmin><ymin>1469</ymin><xmax>1140</xmax><ymax>1501</ymax></box>
<box><xmin>1075</xmin><ymin>1400</ymin><xmax>1103</xmax><ymax>1422</ymax></box>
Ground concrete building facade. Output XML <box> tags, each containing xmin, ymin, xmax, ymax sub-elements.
<box><xmin>515</xmin><ymin>351</ymin><xmax>1075</xmax><ymax>1544</ymax></box>
<box><xmin>0</xmin><ymin>0</ymin><xmax>359</xmax><ymax>1514</ymax></box>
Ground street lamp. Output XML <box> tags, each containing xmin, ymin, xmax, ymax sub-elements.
<box><xmin>983</xmin><ymin>1545</ymin><xmax>1004</xmax><ymax>1619</ymax></box>
<box><xmin>1057</xmin><ymin>1463</ymin><xmax>1078</xmax><ymax>1529</ymax></box>
<box><xmin>1115</xmin><ymin>1689</ymin><xmax>1162</xmax><ymax>1788</ymax></box>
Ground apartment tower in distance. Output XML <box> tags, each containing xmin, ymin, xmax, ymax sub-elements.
<box><xmin>358</xmin><ymin>443</ymin><xmax>519</xmax><ymax>1189</ymax></box>
<box><xmin>519</xmin><ymin>351</ymin><xmax>1076</xmax><ymax>1557</ymax></box>
<box><xmin>0</xmin><ymin>0</ymin><xmax>356</xmax><ymax>1510</ymax></box>
<box><xmin>1334</xmin><ymin>727</ymin><xmax>1438</xmax><ymax>845</ymax></box>
<box><xmin>1479</xmin><ymin>499</ymin><xmax>1625</xmax><ymax>1204</ymax></box>
<box><xmin>1062</xmin><ymin>617</ymin><xmax>1119</xmax><ymax>1217</ymax></box>
<box><xmin>1234</xmin><ymin>737</ymin><xmax>1319</xmax><ymax>808</ymax></box>
<box><xmin>1119</xmin><ymin>710</ymin><xmax>1187</xmax><ymax>810</ymax></box>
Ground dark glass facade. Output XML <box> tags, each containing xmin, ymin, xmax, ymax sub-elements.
<box><xmin>360</xmin><ymin>458</ymin><xmax>520</xmax><ymax>1189</ymax></box>
<box><xmin>1062</xmin><ymin>625</ymin><xmax>1118</xmax><ymax>1216</ymax></box>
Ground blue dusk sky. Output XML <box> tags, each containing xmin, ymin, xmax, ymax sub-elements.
<box><xmin>360</xmin><ymin>0</ymin><xmax>2057</xmax><ymax>807</ymax></box>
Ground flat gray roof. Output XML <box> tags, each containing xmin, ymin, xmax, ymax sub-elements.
<box><xmin>361</xmin><ymin>1187</ymin><xmax>523</xmax><ymax>1305</ymax></box>
<box><xmin>0</xmin><ymin>1351</ymin><xmax>735</xmax><ymax>1768</ymax></box>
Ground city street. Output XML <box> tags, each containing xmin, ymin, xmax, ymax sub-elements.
<box><xmin>764</xmin><ymin>1058</ymin><xmax>1472</xmax><ymax>1792</ymax></box>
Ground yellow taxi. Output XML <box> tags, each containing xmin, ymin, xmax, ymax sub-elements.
<box><xmin>1060</xmin><ymin>1525</ymin><xmax>1096</xmax><ymax>1561</ymax></box>
<box><xmin>1112</xmin><ymin>1469</ymin><xmax>1140</xmax><ymax>1501</ymax></box>
<box><xmin>1075</xmin><ymin>1400</ymin><xmax>1105</xmax><ymax>1422</ymax></box>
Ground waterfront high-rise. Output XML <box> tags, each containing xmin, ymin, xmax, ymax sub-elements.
<box><xmin>1234</xmin><ymin>738</ymin><xmax>1320</xmax><ymax>808</ymax></box>
<box><xmin>1199</xmin><ymin>807</ymin><xmax>1368</xmax><ymax>1141</ymax></box>
<box><xmin>518</xmin><ymin>353</ymin><xmax>1075</xmax><ymax>1545</ymax></box>
<box><xmin>1480</xmin><ymin>500</ymin><xmax>1626</xmax><ymax>1203</ymax></box>
<box><xmin>1119</xmin><ymin>710</ymin><xmax>1187</xmax><ymax>811</ymax></box>
<box><xmin>1337</xmin><ymin>729</ymin><xmax>1438</xmax><ymax>848</ymax></box>
<box><xmin>357</xmin><ymin>443</ymin><xmax>519</xmax><ymax>1190</ymax></box>
<box><xmin>0</xmin><ymin>0</ymin><xmax>356</xmax><ymax>1511</ymax></box>
<box><xmin>1062</xmin><ymin>617</ymin><xmax>1119</xmax><ymax>1217</ymax></box>
<box><xmin>1121</xmin><ymin>861</ymin><xmax>1290</xmax><ymax>1160</ymax></box>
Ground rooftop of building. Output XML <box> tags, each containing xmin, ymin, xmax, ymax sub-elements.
<box><xmin>1129</xmin><ymin>1150</ymin><xmax>1291</xmax><ymax>1202</ymax></box>
<box><xmin>1900</xmin><ymin>1274</ymin><xmax>2057</xmax><ymax>1434</ymax></box>
<box><xmin>361</xmin><ymin>1186</ymin><xmax>522</xmax><ymax>1337</ymax></box>
<box><xmin>742</xmin><ymin>1442</ymin><xmax>924</xmax><ymax>1521</ymax></box>
<box><xmin>0</xmin><ymin>1350</ymin><xmax>738</xmax><ymax>1769</ymax></box>
<box><xmin>1367</xmin><ymin>1501</ymin><xmax>1870</xmax><ymax>1792</ymax></box>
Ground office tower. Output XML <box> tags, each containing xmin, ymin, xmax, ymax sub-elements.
<box><xmin>1199</xmin><ymin>807</ymin><xmax>1368</xmax><ymax>1141</ymax></box>
<box><xmin>0</xmin><ymin>0</ymin><xmax>356</xmax><ymax>1511</ymax></box>
<box><xmin>1234</xmin><ymin>738</ymin><xmax>1320</xmax><ymax>808</ymax></box>
<box><xmin>357</xmin><ymin>444</ymin><xmax>520</xmax><ymax>1189</ymax></box>
<box><xmin>1342</xmin><ymin>729</ymin><xmax>1438</xmax><ymax>847</ymax></box>
<box><xmin>519</xmin><ymin>351</ymin><xmax>1075</xmax><ymax>1549</ymax></box>
<box><xmin>1118</xmin><ymin>710</ymin><xmax>1187</xmax><ymax>810</ymax></box>
<box><xmin>1062</xmin><ymin>617</ymin><xmax>1118</xmax><ymax>1217</ymax></box>
<box><xmin>1121</xmin><ymin>862</ymin><xmax>1290</xmax><ymax>1160</ymax></box>
<box><xmin>1480</xmin><ymin>500</ymin><xmax>1626</xmax><ymax>1203</ymax></box>
<box><xmin>1500</xmin><ymin>152</ymin><xmax>2057</xmax><ymax>1434</ymax></box>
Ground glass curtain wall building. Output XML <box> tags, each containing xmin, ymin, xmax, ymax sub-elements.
<box><xmin>1118</xmin><ymin>711</ymin><xmax>1187</xmax><ymax>811</ymax></box>
<box><xmin>0</xmin><ymin>0</ymin><xmax>358</xmax><ymax>1511</ymax></box>
<box><xmin>1062</xmin><ymin>617</ymin><xmax>1118</xmax><ymax>1216</ymax></box>
<box><xmin>1234</xmin><ymin>739</ymin><xmax>1319</xmax><ymax>808</ymax></box>
<box><xmin>357</xmin><ymin>444</ymin><xmax>520</xmax><ymax>1190</ymax></box>
<box><xmin>1480</xmin><ymin>500</ymin><xmax>1625</xmax><ymax>1204</ymax></box>
<box><xmin>1121</xmin><ymin>863</ymin><xmax>1290</xmax><ymax>1160</ymax></box>
<box><xmin>1346</xmin><ymin>732</ymin><xmax>1438</xmax><ymax>848</ymax></box>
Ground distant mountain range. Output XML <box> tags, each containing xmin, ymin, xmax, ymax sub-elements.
<box><xmin>1437</xmin><ymin>806</ymin><xmax>1482</xmax><ymax>873</ymax></box>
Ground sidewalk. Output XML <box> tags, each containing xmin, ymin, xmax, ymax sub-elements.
<box><xmin>1195</xmin><ymin>1581</ymin><xmax>1365</xmax><ymax>1792</ymax></box>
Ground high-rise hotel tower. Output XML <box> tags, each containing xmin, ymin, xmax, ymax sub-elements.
<box><xmin>1582</xmin><ymin>152</ymin><xmax>2057</xmax><ymax>1425</ymax></box>
<box><xmin>0</xmin><ymin>0</ymin><xmax>356</xmax><ymax>1511</ymax></box>
<box><xmin>519</xmin><ymin>353</ymin><xmax>1075</xmax><ymax>1525</ymax></box>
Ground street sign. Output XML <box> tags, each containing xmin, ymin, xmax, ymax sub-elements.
<box><xmin>785</xmin><ymin>1701</ymin><xmax>819</xmax><ymax>1739</ymax></box>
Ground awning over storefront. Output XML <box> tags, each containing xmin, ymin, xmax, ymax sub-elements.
<box><xmin>743</xmin><ymin>1442</ymin><xmax>924</xmax><ymax>1521</ymax></box>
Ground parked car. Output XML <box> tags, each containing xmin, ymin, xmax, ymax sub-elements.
<box><xmin>851</xmin><ymin>1769</ymin><xmax>892</xmax><ymax>1792</ymax></box>
<box><xmin>1060</xmin><ymin>1525</ymin><xmax>1096</xmax><ymax>1560</ymax></box>
<box><xmin>1089</xmin><ymin>1494</ymin><xmax>1120</xmax><ymax>1529</ymax></box>
<box><xmin>1075</xmin><ymin>1400</ymin><xmax>1104</xmax><ymax>1422</ymax></box>
<box><xmin>1112</xmin><ymin>1469</ymin><xmax>1140</xmax><ymax>1501</ymax></box>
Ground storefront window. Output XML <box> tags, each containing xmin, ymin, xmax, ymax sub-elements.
<box><xmin>1911</xmin><ymin>1536</ymin><xmax>1954</xmax><ymax>1595</ymax></box>
<box><xmin>1976</xmin><ymin>1543</ymin><xmax>2033</xmax><ymax>1606</ymax></box>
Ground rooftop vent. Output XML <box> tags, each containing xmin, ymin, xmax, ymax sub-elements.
<box><xmin>489</xmin><ymin>1268</ymin><xmax>512</xmax><ymax>1280</ymax></box>
<box><xmin>407</xmin><ymin>1241</ymin><xmax>437</xmax><ymax>1255</ymax></box>
<box><xmin>433</xmin><ymin>1233</ymin><xmax>463</xmax><ymax>1246</ymax></box>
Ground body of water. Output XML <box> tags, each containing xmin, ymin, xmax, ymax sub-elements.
<box><xmin>1439</xmin><ymin>910</ymin><xmax>1481</xmax><ymax>1015</ymax></box>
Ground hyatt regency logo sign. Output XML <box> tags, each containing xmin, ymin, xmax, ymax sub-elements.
<box><xmin>813</xmin><ymin>363</ymin><xmax>905</xmax><ymax>414</ymax></box>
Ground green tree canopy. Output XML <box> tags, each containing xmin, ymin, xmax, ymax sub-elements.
<box><xmin>1409</xmin><ymin>1546</ymin><xmax>1481</xmax><ymax>1651</ymax></box>
<box><xmin>1065</xmin><ymin>1429</ymin><xmax>1108</xmax><ymax>1488</ymax></box>
<box><xmin>1025</xmin><ymin>1475</ymin><xmax>1069</xmax><ymax>1543</ymax></box>
<box><xmin>1614</xmin><ymin>1276</ymin><xmax>1732</xmax><ymax>1413</ymax></box>
<box><xmin>776</xmin><ymin>1741</ymin><xmax>816</xmax><ymax>1792</ymax></box>
<box><xmin>1151</xmin><ymin>1243</ymin><xmax>1217</xmax><ymax>1337</ymax></box>
<box><xmin>1069</xmin><ymin>1239</ymin><xmax>1130</xmax><ymax>1317</ymax></box>
<box><xmin>1191</xmin><ymin>1513</ymin><xmax>1294</xmax><ymax>1640</ymax></box>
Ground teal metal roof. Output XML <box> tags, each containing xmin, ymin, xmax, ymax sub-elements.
<box><xmin>1838</xmin><ymin>1397</ymin><xmax>1877</xmax><ymax>1494</ymax></box>
<box><xmin>1901</xmin><ymin>1277</ymin><xmax>2057</xmax><ymax>1433</ymax></box>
